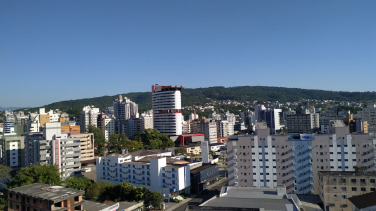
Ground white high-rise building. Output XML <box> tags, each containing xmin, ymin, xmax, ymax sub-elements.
<box><xmin>140</xmin><ymin>110</ymin><xmax>153</xmax><ymax>130</ymax></box>
<box><xmin>4</xmin><ymin>110</ymin><xmax>15</xmax><ymax>134</ymax></box>
<box><xmin>101</xmin><ymin>115</ymin><xmax>116</xmax><ymax>141</ymax></box>
<box><xmin>152</xmin><ymin>85</ymin><xmax>185</xmax><ymax>136</ymax></box>
<box><xmin>80</xmin><ymin>106</ymin><xmax>100</xmax><ymax>132</ymax></box>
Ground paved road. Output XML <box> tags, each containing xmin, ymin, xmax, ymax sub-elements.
<box><xmin>171</xmin><ymin>178</ymin><xmax>228</xmax><ymax>211</ymax></box>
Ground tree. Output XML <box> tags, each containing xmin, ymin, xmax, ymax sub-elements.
<box><xmin>135</xmin><ymin>185</ymin><xmax>148</xmax><ymax>202</ymax></box>
<box><xmin>119</xmin><ymin>182</ymin><xmax>137</xmax><ymax>201</ymax></box>
<box><xmin>0</xmin><ymin>197</ymin><xmax>7</xmax><ymax>211</ymax></box>
<box><xmin>134</xmin><ymin>129</ymin><xmax>175</xmax><ymax>150</ymax></box>
<box><xmin>144</xmin><ymin>191</ymin><xmax>162</xmax><ymax>210</ymax></box>
<box><xmin>0</xmin><ymin>164</ymin><xmax>12</xmax><ymax>188</ymax></box>
<box><xmin>65</xmin><ymin>176</ymin><xmax>92</xmax><ymax>192</ymax></box>
<box><xmin>10</xmin><ymin>164</ymin><xmax>61</xmax><ymax>188</ymax></box>
<box><xmin>108</xmin><ymin>132</ymin><xmax>130</xmax><ymax>154</ymax></box>
<box><xmin>88</xmin><ymin>125</ymin><xmax>106</xmax><ymax>156</ymax></box>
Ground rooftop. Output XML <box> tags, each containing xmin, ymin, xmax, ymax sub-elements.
<box><xmin>190</xmin><ymin>164</ymin><xmax>218</xmax><ymax>174</ymax></box>
<box><xmin>83</xmin><ymin>200</ymin><xmax>112</xmax><ymax>211</ymax></box>
<box><xmin>219</xmin><ymin>186</ymin><xmax>284</xmax><ymax>199</ymax></box>
<box><xmin>318</xmin><ymin>167</ymin><xmax>376</xmax><ymax>176</ymax></box>
<box><xmin>9</xmin><ymin>183</ymin><xmax>84</xmax><ymax>202</ymax></box>
<box><xmin>210</xmin><ymin>143</ymin><xmax>226</xmax><ymax>146</ymax></box>
<box><xmin>128</xmin><ymin>149</ymin><xmax>170</xmax><ymax>157</ymax></box>
<box><xmin>348</xmin><ymin>191</ymin><xmax>376</xmax><ymax>209</ymax></box>
<box><xmin>202</xmin><ymin>198</ymin><xmax>294</xmax><ymax>211</ymax></box>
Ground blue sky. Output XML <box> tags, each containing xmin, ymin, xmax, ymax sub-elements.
<box><xmin>1</xmin><ymin>0</ymin><xmax>375</xmax><ymax>107</ymax></box>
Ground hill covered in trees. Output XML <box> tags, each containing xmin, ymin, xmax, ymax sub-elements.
<box><xmin>27</xmin><ymin>86</ymin><xmax>376</xmax><ymax>114</ymax></box>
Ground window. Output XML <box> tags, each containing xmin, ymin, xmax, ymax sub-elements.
<box><xmin>361</xmin><ymin>179</ymin><xmax>366</xmax><ymax>183</ymax></box>
<box><xmin>341</xmin><ymin>187</ymin><xmax>346</xmax><ymax>191</ymax></box>
<box><xmin>352</xmin><ymin>187</ymin><xmax>357</xmax><ymax>191</ymax></box>
<box><xmin>371</xmin><ymin>179</ymin><xmax>375</xmax><ymax>183</ymax></box>
<box><xmin>341</xmin><ymin>195</ymin><xmax>347</xmax><ymax>199</ymax></box>
<box><xmin>371</xmin><ymin>188</ymin><xmax>376</xmax><ymax>192</ymax></box>
<box><xmin>361</xmin><ymin>188</ymin><xmax>366</xmax><ymax>191</ymax></box>
<box><xmin>351</xmin><ymin>179</ymin><xmax>356</xmax><ymax>183</ymax></box>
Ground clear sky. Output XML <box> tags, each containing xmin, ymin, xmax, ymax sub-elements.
<box><xmin>1</xmin><ymin>0</ymin><xmax>375</xmax><ymax>107</ymax></box>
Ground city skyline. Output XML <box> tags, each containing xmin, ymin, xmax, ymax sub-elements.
<box><xmin>1</xmin><ymin>0</ymin><xmax>375</xmax><ymax>107</ymax></box>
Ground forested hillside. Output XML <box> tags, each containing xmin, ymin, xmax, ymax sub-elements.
<box><xmin>26</xmin><ymin>86</ymin><xmax>376</xmax><ymax>113</ymax></box>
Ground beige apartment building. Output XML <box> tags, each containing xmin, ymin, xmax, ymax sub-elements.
<box><xmin>70</xmin><ymin>133</ymin><xmax>95</xmax><ymax>163</ymax></box>
<box><xmin>318</xmin><ymin>167</ymin><xmax>376</xmax><ymax>211</ymax></box>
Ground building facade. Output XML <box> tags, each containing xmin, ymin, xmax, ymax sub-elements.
<box><xmin>227</xmin><ymin>121</ymin><xmax>376</xmax><ymax>195</ymax></box>
<box><xmin>286</xmin><ymin>113</ymin><xmax>320</xmax><ymax>134</ymax></box>
<box><xmin>113</xmin><ymin>95</ymin><xmax>138</xmax><ymax>120</ymax></box>
<box><xmin>101</xmin><ymin>115</ymin><xmax>116</xmax><ymax>141</ymax></box>
<box><xmin>199</xmin><ymin>119</ymin><xmax>217</xmax><ymax>144</ymax></box>
<box><xmin>97</xmin><ymin>155</ymin><xmax>191</xmax><ymax>194</ymax></box>
<box><xmin>152</xmin><ymin>85</ymin><xmax>184</xmax><ymax>136</ymax></box>
<box><xmin>318</xmin><ymin>167</ymin><xmax>376</xmax><ymax>211</ymax></box>
<box><xmin>80</xmin><ymin>106</ymin><xmax>100</xmax><ymax>133</ymax></box>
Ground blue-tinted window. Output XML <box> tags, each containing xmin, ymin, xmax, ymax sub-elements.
<box><xmin>163</xmin><ymin>179</ymin><xmax>165</xmax><ymax>183</ymax></box>
<box><xmin>115</xmin><ymin>163</ymin><xmax>117</xmax><ymax>166</ymax></box>
<box><xmin>172</xmin><ymin>174</ymin><xmax>175</xmax><ymax>178</ymax></box>
<box><xmin>172</xmin><ymin>180</ymin><xmax>175</xmax><ymax>184</ymax></box>
<box><xmin>172</xmin><ymin>168</ymin><xmax>175</xmax><ymax>172</ymax></box>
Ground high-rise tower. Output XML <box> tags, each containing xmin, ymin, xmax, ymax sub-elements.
<box><xmin>152</xmin><ymin>85</ymin><xmax>185</xmax><ymax>135</ymax></box>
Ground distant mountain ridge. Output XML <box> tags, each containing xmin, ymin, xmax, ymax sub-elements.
<box><xmin>0</xmin><ymin>106</ymin><xmax>29</xmax><ymax>111</ymax></box>
<box><xmin>24</xmin><ymin>86</ymin><xmax>376</xmax><ymax>113</ymax></box>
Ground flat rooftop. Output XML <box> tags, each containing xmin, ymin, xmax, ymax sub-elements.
<box><xmin>318</xmin><ymin>168</ymin><xmax>376</xmax><ymax>177</ymax></box>
<box><xmin>190</xmin><ymin>164</ymin><xmax>218</xmax><ymax>174</ymax></box>
<box><xmin>203</xmin><ymin>198</ymin><xmax>294</xmax><ymax>211</ymax></box>
<box><xmin>199</xmin><ymin>186</ymin><xmax>297</xmax><ymax>211</ymax></box>
<box><xmin>128</xmin><ymin>149</ymin><xmax>170</xmax><ymax>157</ymax></box>
<box><xmin>220</xmin><ymin>186</ymin><xmax>284</xmax><ymax>199</ymax></box>
<box><xmin>83</xmin><ymin>200</ymin><xmax>112</xmax><ymax>211</ymax></box>
<box><xmin>9</xmin><ymin>183</ymin><xmax>84</xmax><ymax>202</ymax></box>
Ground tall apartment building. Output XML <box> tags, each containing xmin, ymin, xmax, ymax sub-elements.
<box><xmin>14</xmin><ymin>111</ymin><xmax>27</xmax><ymax>125</ymax></box>
<box><xmin>318</xmin><ymin>167</ymin><xmax>376</xmax><ymax>211</ymax></box>
<box><xmin>113</xmin><ymin>95</ymin><xmax>138</xmax><ymax>120</ymax></box>
<box><xmin>24</xmin><ymin>132</ymin><xmax>44</xmax><ymax>167</ymax></box>
<box><xmin>125</xmin><ymin>118</ymin><xmax>144</xmax><ymax>138</ymax></box>
<box><xmin>30</xmin><ymin>123</ymin><xmax>82</xmax><ymax>178</ymax></box>
<box><xmin>254</xmin><ymin>106</ymin><xmax>282</xmax><ymax>134</ymax></box>
<box><xmin>217</xmin><ymin>120</ymin><xmax>228</xmax><ymax>138</ymax></box>
<box><xmin>359</xmin><ymin>102</ymin><xmax>376</xmax><ymax>136</ymax></box>
<box><xmin>4</xmin><ymin>110</ymin><xmax>15</xmax><ymax>134</ymax></box>
<box><xmin>101</xmin><ymin>115</ymin><xmax>116</xmax><ymax>141</ymax></box>
<box><xmin>227</xmin><ymin>121</ymin><xmax>376</xmax><ymax>195</ymax></box>
<box><xmin>80</xmin><ymin>106</ymin><xmax>100</xmax><ymax>133</ymax></box>
<box><xmin>1</xmin><ymin>134</ymin><xmax>25</xmax><ymax>169</ymax></box>
<box><xmin>182</xmin><ymin>121</ymin><xmax>191</xmax><ymax>133</ymax></box>
<box><xmin>97</xmin><ymin>153</ymin><xmax>191</xmax><ymax>194</ymax></box>
<box><xmin>70</xmin><ymin>133</ymin><xmax>95</xmax><ymax>163</ymax></box>
<box><xmin>152</xmin><ymin>85</ymin><xmax>184</xmax><ymax>136</ymax></box>
<box><xmin>286</xmin><ymin>113</ymin><xmax>320</xmax><ymax>134</ymax></box>
<box><xmin>140</xmin><ymin>110</ymin><xmax>153</xmax><ymax>130</ymax></box>
<box><xmin>199</xmin><ymin>119</ymin><xmax>217</xmax><ymax>144</ymax></box>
